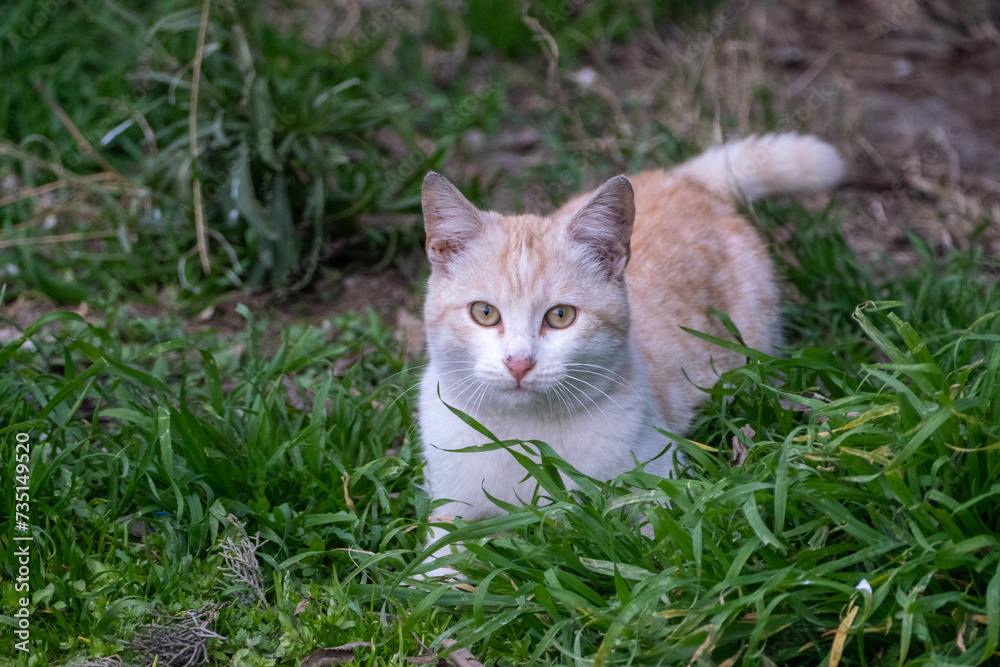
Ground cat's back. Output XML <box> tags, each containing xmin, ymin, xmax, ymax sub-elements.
<box><xmin>556</xmin><ymin>169</ymin><xmax>779</xmax><ymax>430</ymax></box>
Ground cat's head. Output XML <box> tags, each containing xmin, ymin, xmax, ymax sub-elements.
<box><xmin>421</xmin><ymin>172</ymin><xmax>636</xmax><ymax>413</ymax></box>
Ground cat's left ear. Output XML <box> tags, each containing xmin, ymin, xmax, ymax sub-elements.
<box><xmin>568</xmin><ymin>175</ymin><xmax>635</xmax><ymax>279</ymax></box>
<box><xmin>422</xmin><ymin>172</ymin><xmax>484</xmax><ymax>271</ymax></box>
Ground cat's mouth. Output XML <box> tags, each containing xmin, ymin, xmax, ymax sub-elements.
<box><xmin>500</xmin><ymin>378</ymin><xmax>551</xmax><ymax>400</ymax></box>
<box><xmin>489</xmin><ymin>378</ymin><xmax>538</xmax><ymax>400</ymax></box>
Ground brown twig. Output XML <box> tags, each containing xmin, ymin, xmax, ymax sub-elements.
<box><xmin>31</xmin><ymin>79</ymin><xmax>119</xmax><ymax>176</ymax></box>
<box><xmin>0</xmin><ymin>230</ymin><xmax>120</xmax><ymax>249</ymax></box>
<box><xmin>189</xmin><ymin>0</ymin><xmax>212</xmax><ymax>274</ymax></box>
<box><xmin>0</xmin><ymin>140</ymin><xmax>71</xmax><ymax>180</ymax></box>
<box><xmin>7</xmin><ymin>198</ymin><xmax>88</xmax><ymax>234</ymax></box>
<box><xmin>0</xmin><ymin>172</ymin><xmax>121</xmax><ymax>209</ymax></box>
<box><xmin>519</xmin><ymin>9</ymin><xmax>590</xmax><ymax>151</ymax></box>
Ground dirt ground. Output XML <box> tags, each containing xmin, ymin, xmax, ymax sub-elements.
<box><xmin>759</xmin><ymin>0</ymin><xmax>1000</xmax><ymax>265</ymax></box>
<box><xmin>6</xmin><ymin>0</ymin><xmax>999</xmax><ymax>343</ymax></box>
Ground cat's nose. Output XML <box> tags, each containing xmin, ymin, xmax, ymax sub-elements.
<box><xmin>504</xmin><ymin>356</ymin><xmax>536</xmax><ymax>384</ymax></box>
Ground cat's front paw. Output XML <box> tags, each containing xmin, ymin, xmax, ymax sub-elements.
<box><xmin>411</xmin><ymin>564</ymin><xmax>467</xmax><ymax>581</ymax></box>
<box><xmin>412</xmin><ymin>517</ymin><xmax>468</xmax><ymax>581</ymax></box>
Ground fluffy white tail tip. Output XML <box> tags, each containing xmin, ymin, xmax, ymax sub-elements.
<box><xmin>674</xmin><ymin>133</ymin><xmax>845</xmax><ymax>202</ymax></box>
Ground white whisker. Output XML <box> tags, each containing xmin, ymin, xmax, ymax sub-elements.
<box><xmin>383</xmin><ymin>382</ymin><xmax>421</xmax><ymax>414</ymax></box>
<box><xmin>446</xmin><ymin>373</ymin><xmax>482</xmax><ymax>407</ymax></box>
<box><xmin>564</xmin><ymin>374</ymin><xmax>629</xmax><ymax>414</ymax></box>
<box><xmin>566</xmin><ymin>376</ymin><xmax>624</xmax><ymax>426</ymax></box>
<box><xmin>560</xmin><ymin>381</ymin><xmax>603</xmax><ymax>427</ymax></box>
<box><xmin>563</xmin><ymin>363</ymin><xmax>635</xmax><ymax>391</ymax></box>
<box><xmin>550</xmin><ymin>383</ymin><xmax>573</xmax><ymax>418</ymax></box>
<box><xmin>472</xmin><ymin>378</ymin><xmax>494</xmax><ymax>419</ymax></box>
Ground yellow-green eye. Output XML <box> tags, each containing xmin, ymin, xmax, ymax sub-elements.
<box><xmin>544</xmin><ymin>304</ymin><xmax>577</xmax><ymax>329</ymax></box>
<box><xmin>470</xmin><ymin>301</ymin><xmax>501</xmax><ymax>326</ymax></box>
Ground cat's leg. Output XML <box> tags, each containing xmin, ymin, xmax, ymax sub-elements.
<box><xmin>415</xmin><ymin>501</ymin><xmax>470</xmax><ymax>580</ymax></box>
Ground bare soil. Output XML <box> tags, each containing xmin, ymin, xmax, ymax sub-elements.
<box><xmin>758</xmin><ymin>0</ymin><xmax>1000</xmax><ymax>265</ymax></box>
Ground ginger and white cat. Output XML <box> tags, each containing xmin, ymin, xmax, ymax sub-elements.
<box><xmin>418</xmin><ymin>133</ymin><xmax>843</xmax><ymax>573</ymax></box>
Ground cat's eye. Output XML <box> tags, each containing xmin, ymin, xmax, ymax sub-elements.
<box><xmin>544</xmin><ymin>304</ymin><xmax>577</xmax><ymax>329</ymax></box>
<box><xmin>470</xmin><ymin>301</ymin><xmax>501</xmax><ymax>327</ymax></box>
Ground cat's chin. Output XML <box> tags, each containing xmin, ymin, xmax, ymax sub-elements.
<box><xmin>487</xmin><ymin>382</ymin><xmax>560</xmax><ymax>412</ymax></box>
<box><xmin>499</xmin><ymin>385</ymin><xmax>536</xmax><ymax>401</ymax></box>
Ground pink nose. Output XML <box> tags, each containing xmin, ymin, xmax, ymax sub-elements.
<box><xmin>505</xmin><ymin>356</ymin><xmax>536</xmax><ymax>384</ymax></box>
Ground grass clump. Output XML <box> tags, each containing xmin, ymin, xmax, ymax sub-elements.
<box><xmin>0</xmin><ymin>0</ymin><xmax>500</xmax><ymax>301</ymax></box>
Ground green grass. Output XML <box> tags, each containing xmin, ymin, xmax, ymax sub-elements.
<box><xmin>0</xmin><ymin>0</ymin><xmax>708</xmax><ymax>305</ymax></box>
<box><xmin>2</xmin><ymin>0</ymin><xmax>999</xmax><ymax>665</ymax></box>
<box><xmin>0</xmin><ymin>0</ymin><xmax>504</xmax><ymax>300</ymax></box>
<box><xmin>2</xmin><ymin>208</ymin><xmax>999</xmax><ymax>665</ymax></box>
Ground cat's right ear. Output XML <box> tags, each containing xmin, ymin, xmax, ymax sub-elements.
<box><xmin>422</xmin><ymin>172</ymin><xmax>484</xmax><ymax>271</ymax></box>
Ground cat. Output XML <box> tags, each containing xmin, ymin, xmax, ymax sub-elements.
<box><xmin>417</xmin><ymin>132</ymin><xmax>844</xmax><ymax>575</ymax></box>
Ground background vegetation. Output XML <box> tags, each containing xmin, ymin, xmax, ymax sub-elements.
<box><xmin>1</xmin><ymin>0</ymin><xmax>998</xmax><ymax>665</ymax></box>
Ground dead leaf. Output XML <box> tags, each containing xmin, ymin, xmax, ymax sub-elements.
<box><xmin>686</xmin><ymin>625</ymin><xmax>715</xmax><ymax>666</ymax></box>
<box><xmin>778</xmin><ymin>392</ymin><xmax>828</xmax><ymax>412</ymax></box>
<box><xmin>828</xmin><ymin>603</ymin><xmax>859</xmax><ymax>667</ymax></box>
<box><xmin>342</xmin><ymin>475</ymin><xmax>356</xmax><ymax>513</ymax></box>
<box><xmin>282</xmin><ymin>375</ymin><xmax>305</xmax><ymax>410</ymax></box>
<box><xmin>334</xmin><ymin>353</ymin><xmax>360</xmax><ymax>375</ymax></box>
<box><xmin>403</xmin><ymin>655</ymin><xmax>445</xmax><ymax>666</ymax></box>
<box><xmin>375</xmin><ymin>127</ymin><xmax>409</xmax><ymax>157</ymax></box>
<box><xmin>717</xmin><ymin>645</ymin><xmax>747</xmax><ymax>667</ymax></box>
<box><xmin>294</xmin><ymin>597</ymin><xmax>311</xmax><ymax>618</ymax></box>
<box><xmin>406</xmin><ymin>633</ymin><xmax>448</xmax><ymax>666</ymax></box>
<box><xmin>730</xmin><ymin>439</ymin><xmax>748</xmax><ymax>467</ymax></box>
<box><xmin>301</xmin><ymin>642</ymin><xmax>373</xmax><ymax>667</ymax></box>
<box><xmin>956</xmin><ymin>612</ymin><xmax>967</xmax><ymax>653</ymax></box>
<box><xmin>440</xmin><ymin>639</ymin><xmax>486</xmax><ymax>667</ymax></box>
<box><xmin>730</xmin><ymin>424</ymin><xmax>754</xmax><ymax>467</ymax></box>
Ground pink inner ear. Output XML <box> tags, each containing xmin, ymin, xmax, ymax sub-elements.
<box><xmin>422</xmin><ymin>173</ymin><xmax>484</xmax><ymax>269</ymax></box>
<box><xmin>427</xmin><ymin>238</ymin><xmax>457</xmax><ymax>264</ymax></box>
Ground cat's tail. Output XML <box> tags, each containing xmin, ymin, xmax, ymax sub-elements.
<box><xmin>672</xmin><ymin>133</ymin><xmax>844</xmax><ymax>202</ymax></box>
